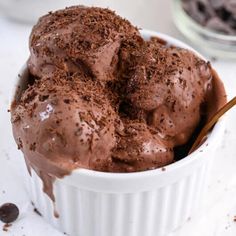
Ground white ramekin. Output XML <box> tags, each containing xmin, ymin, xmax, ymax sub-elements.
<box><xmin>13</xmin><ymin>30</ymin><xmax>225</xmax><ymax>236</ymax></box>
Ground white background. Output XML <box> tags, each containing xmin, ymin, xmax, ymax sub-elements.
<box><xmin>0</xmin><ymin>0</ymin><xmax>236</xmax><ymax>235</ymax></box>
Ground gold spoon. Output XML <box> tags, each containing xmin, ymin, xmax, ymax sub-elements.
<box><xmin>189</xmin><ymin>96</ymin><xmax>236</xmax><ymax>154</ymax></box>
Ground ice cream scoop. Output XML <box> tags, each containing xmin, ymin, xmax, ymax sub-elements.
<box><xmin>28</xmin><ymin>6</ymin><xmax>139</xmax><ymax>82</ymax></box>
<box><xmin>126</xmin><ymin>38</ymin><xmax>213</xmax><ymax>146</ymax></box>
<box><xmin>11</xmin><ymin>70</ymin><xmax>117</xmax><ymax>199</ymax></box>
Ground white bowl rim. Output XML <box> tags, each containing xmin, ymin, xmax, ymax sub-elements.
<box><xmin>14</xmin><ymin>29</ymin><xmax>225</xmax><ymax>183</ymax></box>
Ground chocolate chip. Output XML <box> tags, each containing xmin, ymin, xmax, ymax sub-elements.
<box><xmin>197</xmin><ymin>1</ymin><xmax>206</xmax><ymax>13</ymax></box>
<box><xmin>63</xmin><ymin>99</ymin><xmax>70</xmax><ymax>104</ymax></box>
<box><xmin>0</xmin><ymin>203</ymin><xmax>19</xmax><ymax>223</ymax></box>
<box><xmin>38</xmin><ymin>94</ymin><xmax>49</xmax><ymax>102</ymax></box>
<box><xmin>82</xmin><ymin>95</ymin><xmax>91</xmax><ymax>101</ymax></box>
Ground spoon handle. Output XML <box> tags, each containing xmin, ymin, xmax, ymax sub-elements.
<box><xmin>189</xmin><ymin>96</ymin><xmax>236</xmax><ymax>154</ymax></box>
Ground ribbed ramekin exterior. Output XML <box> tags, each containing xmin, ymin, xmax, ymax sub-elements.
<box><xmin>27</xmin><ymin>152</ymin><xmax>213</xmax><ymax>236</ymax></box>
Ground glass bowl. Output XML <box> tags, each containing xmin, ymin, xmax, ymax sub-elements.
<box><xmin>172</xmin><ymin>0</ymin><xmax>236</xmax><ymax>59</ymax></box>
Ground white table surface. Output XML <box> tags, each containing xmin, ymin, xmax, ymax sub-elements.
<box><xmin>0</xmin><ymin>1</ymin><xmax>236</xmax><ymax>235</ymax></box>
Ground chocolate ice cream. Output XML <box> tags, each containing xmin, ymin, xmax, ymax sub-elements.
<box><xmin>11</xmin><ymin>6</ymin><xmax>226</xmax><ymax>201</ymax></box>
<box><xmin>28</xmin><ymin>6</ymin><xmax>139</xmax><ymax>81</ymax></box>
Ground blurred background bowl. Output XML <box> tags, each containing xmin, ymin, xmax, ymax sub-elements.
<box><xmin>172</xmin><ymin>0</ymin><xmax>236</xmax><ymax>59</ymax></box>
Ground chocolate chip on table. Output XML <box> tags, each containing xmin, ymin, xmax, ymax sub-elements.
<box><xmin>0</xmin><ymin>203</ymin><xmax>19</xmax><ymax>223</ymax></box>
